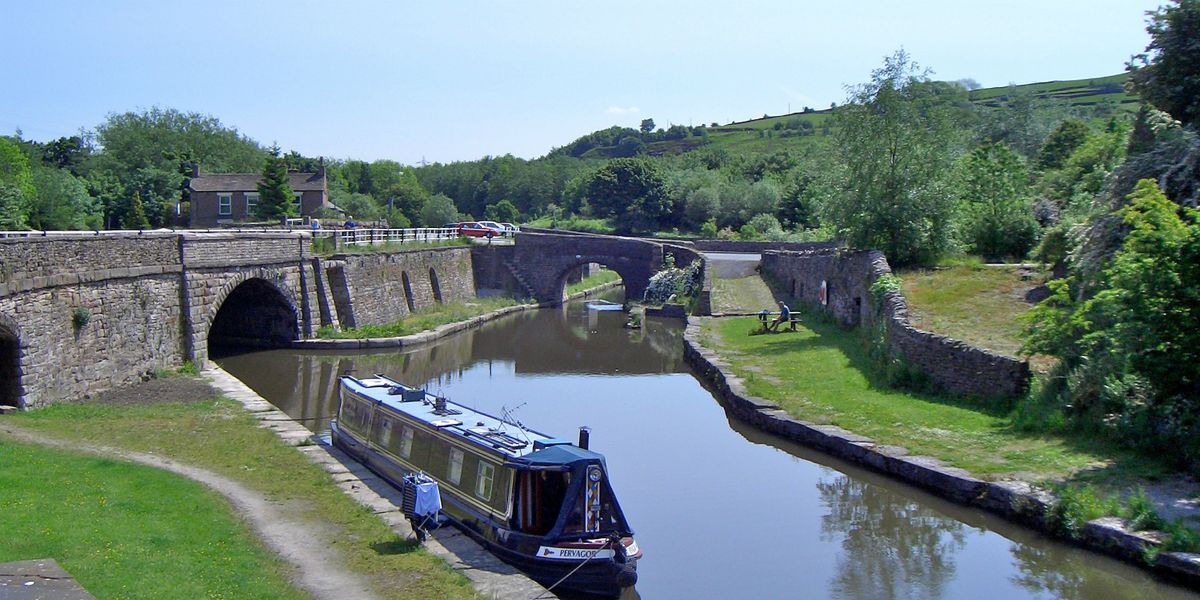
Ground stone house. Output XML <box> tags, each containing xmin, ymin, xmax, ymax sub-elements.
<box><xmin>187</xmin><ymin>162</ymin><xmax>330</xmax><ymax>227</ymax></box>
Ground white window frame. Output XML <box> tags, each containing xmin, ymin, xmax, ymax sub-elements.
<box><xmin>448</xmin><ymin>448</ymin><xmax>464</xmax><ymax>485</ymax></box>
<box><xmin>475</xmin><ymin>462</ymin><xmax>494</xmax><ymax>500</ymax></box>
<box><xmin>293</xmin><ymin>192</ymin><xmax>303</xmax><ymax>207</ymax></box>
<box><xmin>245</xmin><ymin>192</ymin><xmax>259</xmax><ymax>212</ymax></box>
<box><xmin>218</xmin><ymin>193</ymin><xmax>232</xmax><ymax>216</ymax></box>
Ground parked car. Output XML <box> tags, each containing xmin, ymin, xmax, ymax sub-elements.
<box><xmin>457</xmin><ymin>222</ymin><xmax>496</xmax><ymax>238</ymax></box>
<box><xmin>500</xmin><ymin>222</ymin><xmax>518</xmax><ymax>233</ymax></box>
<box><xmin>476</xmin><ymin>220</ymin><xmax>506</xmax><ymax>235</ymax></box>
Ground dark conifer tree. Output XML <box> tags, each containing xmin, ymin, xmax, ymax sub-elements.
<box><xmin>256</xmin><ymin>144</ymin><xmax>294</xmax><ymax>221</ymax></box>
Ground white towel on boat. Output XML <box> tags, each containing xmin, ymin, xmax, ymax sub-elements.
<box><xmin>414</xmin><ymin>481</ymin><xmax>442</xmax><ymax>517</ymax></box>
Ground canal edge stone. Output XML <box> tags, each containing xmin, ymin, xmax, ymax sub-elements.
<box><xmin>681</xmin><ymin>316</ymin><xmax>1200</xmax><ymax>590</ymax></box>
<box><xmin>200</xmin><ymin>365</ymin><xmax>551</xmax><ymax>599</ymax></box>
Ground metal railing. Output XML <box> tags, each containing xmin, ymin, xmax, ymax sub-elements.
<box><xmin>314</xmin><ymin>227</ymin><xmax>462</xmax><ymax>248</ymax></box>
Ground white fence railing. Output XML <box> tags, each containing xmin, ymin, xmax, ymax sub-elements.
<box><xmin>314</xmin><ymin>227</ymin><xmax>462</xmax><ymax>247</ymax></box>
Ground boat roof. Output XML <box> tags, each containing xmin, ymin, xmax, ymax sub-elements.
<box><xmin>342</xmin><ymin>374</ymin><xmax>605</xmax><ymax>464</ymax></box>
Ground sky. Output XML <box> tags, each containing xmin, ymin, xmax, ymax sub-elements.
<box><xmin>1</xmin><ymin>0</ymin><xmax>1165</xmax><ymax>165</ymax></box>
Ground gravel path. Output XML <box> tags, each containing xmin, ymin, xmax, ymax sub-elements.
<box><xmin>0</xmin><ymin>423</ymin><xmax>380</xmax><ymax>600</ymax></box>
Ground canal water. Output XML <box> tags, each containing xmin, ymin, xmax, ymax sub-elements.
<box><xmin>218</xmin><ymin>292</ymin><xmax>1198</xmax><ymax>599</ymax></box>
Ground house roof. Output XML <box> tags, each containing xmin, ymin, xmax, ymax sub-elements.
<box><xmin>188</xmin><ymin>172</ymin><xmax>325</xmax><ymax>193</ymax></box>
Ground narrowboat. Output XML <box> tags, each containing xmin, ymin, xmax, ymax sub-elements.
<box><xmin>330</xmin><ymin>373</ymin><xmax>641</xmax><ymax>597</ymax></box>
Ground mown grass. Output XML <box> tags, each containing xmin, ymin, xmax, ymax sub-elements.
<box><xmin>0</xmin><ymin>438</ymin><xmax>306</xmax><ymax>599</ymax></box>
<box><xmin>566</xmin><ymin>269</ymin><xmax>620</xmax><ymax>296</ymax></box>
<box><xmin>710</xmin><ymin>275</ymin><xmax>775</xmax><ymax>314</ymax></box>
<box><xmin>898</xmin><ymin>262</ymin><xmax>1038</xmax><ymax>359</ymax></box>
<box><xmin>701</xmin><ymin>314</ymin><xmax>1160</xmax><ymax>481</ymax></box>
<box><xmin>8</xmin><ymin>398</ymin><xmax>478</xmax><ymax>600</ymax></box>
<box><xmin>317</xmin><ymin>297</ymin><xmax>522</xmax><ymax>339</ymax></box>
<box><xmin>523</xmin><ymin>216</ymin><xmax>614</xmax><ymax>234</ymax></box>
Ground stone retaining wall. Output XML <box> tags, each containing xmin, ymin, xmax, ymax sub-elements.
<box><xmin>760</xmin><ymin>248</ymin><xmax>1029</xmax><ymax>398</ymax></box>
<box><xmin>322</xmin><ymin>248</ymin><xmax>476</xmax><ymax>328</ymax></box>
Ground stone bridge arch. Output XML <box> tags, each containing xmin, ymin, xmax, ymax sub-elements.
<box><xmin>203</xmin><ymin>272</ymin><xmax>301</xmax><ymax>359</ymax></box>
<box><xmin>0</xmin><ymin>313</ymin><xmax>25</xmax><ymax>409</ymax></box>
<box><xmin>510</xmin><ymin>232</ymin><xmax>666</xmax><ymax>304</ymax></box>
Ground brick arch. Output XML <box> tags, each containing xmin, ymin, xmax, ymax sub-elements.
<box><xmin>549</xmin><ymin>260</ymin><xmax>635</xmax><ymax>301</ymax></box>
<box><xmin>205</xmin><ymin>271</ymin><xmax>301</xmax><ymax>356</ymax></box>
<box><xmin>0</xmin><ymin>313</ymin><xmax>25</xmax><ymax>409</ymax></box>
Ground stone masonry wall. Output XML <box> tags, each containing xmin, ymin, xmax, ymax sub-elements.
<box><xmin>760</xmin><ymin>248</ymin><xmax>1030</xmax><ymax>398</ymax></box>
<box><xmin>329</xmin><ymin>248</ymin><xmax>476</xmax><ymax>328</ymax></box>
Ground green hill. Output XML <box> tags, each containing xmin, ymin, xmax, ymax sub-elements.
<box><xmin>569</xmin><ymin>73</ymin><xmax>1137</xmax><ymax>158</ymax></box>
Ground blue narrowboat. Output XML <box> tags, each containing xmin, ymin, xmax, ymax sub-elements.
<box><xmin>331</xmin><ymin>373</ymin><xmax>641</xmax><ymax>597</ymax></box>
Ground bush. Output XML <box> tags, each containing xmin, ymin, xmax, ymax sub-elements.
<box><xmin>642</xmin><ymin>254</ymin><xmax>702</xmax><ymax>306</ymax></box>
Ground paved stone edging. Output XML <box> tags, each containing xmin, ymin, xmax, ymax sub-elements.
<box><xmin>291</xmin><ymin>281</ymin><xmax>623</xmax><ymax>351</ymax></box>
<box><xmin>201</xmin><ymin>366</ymin><xmax>550</xmax><ymax>599</ymax></box>
<box><xmin>682</xmin><ymin>317</ymin><xmax>1200</xmax><ymax>589</ymax></box>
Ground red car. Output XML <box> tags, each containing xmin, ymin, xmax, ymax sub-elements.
<box><xmin>457</xmin><ymin>222</ymin><xmax>496</xmax><ymax>238</ymax></box>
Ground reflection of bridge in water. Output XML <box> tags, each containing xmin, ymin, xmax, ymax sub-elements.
<box><xmin>218</xmin><ymin>294</ymin><xmax>685</xmax><ymax>432</ymax></box>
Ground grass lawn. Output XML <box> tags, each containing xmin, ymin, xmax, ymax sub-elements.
<box><xmin>318</xmin><ymin>297</ymin><xmax>521</xmax><ymax>339</ymax></box>
<box><xmin>0</xmin><ymin>439</ymin><xmax>305</xmax><ymax>599</ymax></box>
<box><xmin>7</xmin><ymin>397</ymin><xmax>478</xmax><ymax>600</ymax></box>
<box><xmin>700</xmin><ymin>315</ymin><xmax>1164</xmax><ymax>482</ymax></box>
<box><xmin>899</xmin><ymin>263</ymin><xmax>1039</xmax><ymax>359</ymax></box>
<box><xmin>566</xmin><ymin>268</ymin><xmax>620</xmax><ymax>296</ymax></box>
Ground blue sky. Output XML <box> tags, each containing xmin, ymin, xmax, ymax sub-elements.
<box><xmin>2</xmin><ymin>0</ymin><xmax>1163</xmax><ymax>164</ymax></box>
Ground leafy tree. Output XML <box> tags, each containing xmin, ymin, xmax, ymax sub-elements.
<box><xmin>0</xmin><ymin>137</ymin><xmax>33</xmax><ymax>228</ymax></box>
<box><xmin>1023</xmin><ymin>180</ymin><xmax>1200</xmax><ymax>467</ymax></box>
<box><xmin>484</xmin><ymin>199</ymin><xmax>519</xmax><ymax>223</ymax></box>
<box><xmin>0</xmin><ymin>184</ymin><xmax>29</xmax><ymax>230</ymax></box>
<box><xmin>824</xmin><ymin>50</ymin><xmax>961</xmax><ymax>267</ymax></box>
<box><xmin>329</xmin><ymin>189</ymin><xmax>381</xmax><ymax>223</ymax></box>
<box><xmin>954</xmin><ymin>143</ymin><xmax>1038</xmax><ymax>259</ymax></box>
<box><xmin>420</xmin><ymin>193</ymin><xmax>459</xmax><ymax>227</ymax></box>
<box><xmin>584</xmin><ymin>158</ymin><xmax>670</xmax><ymax>233</ymax></box>
<box><xmin>1036</xmin><ymin>120</ymin><xmax>1090</xmax><ymax>171</ymax></box>
<box><xmin>640</xmin><ymin>119</ymin><xmax>655</xmax><ymax>134</ymax></box>
<box><xmin>93</xmin><ymin>108</ymin><xmax>263</xmax><ymax>179</ymax></box>
<box><xmin>380</xmin><ymin>169</ymin><xmax>429</xmax><ymax>226</ymax></box>
<box><xmin>1128</xmin><ymin>0</ymin><xmax>1200</xmax><ymax>127</ymax></box>
<box><xmin>684</xmin><ymin>186</ymin><xmax>721</xmax><ymax>229</ymax></box>
<box><xmin>255</xmin><ymin>145</ymin><xmax>295</xmax><ymax>221</ymax></box>
<box><xmin>28</xmin><ymin>166</ymin><xmax>99</xmax><ymax>230</ymax></box>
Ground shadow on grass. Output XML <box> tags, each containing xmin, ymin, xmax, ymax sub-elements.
<box><xmin>371</xmin><ymin>537</ymin><xmax>422</xmax><ymax>556</ymax></box>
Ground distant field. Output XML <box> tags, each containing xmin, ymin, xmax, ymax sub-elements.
<box><xmin>636</xmin><ymin>72</ymin><xmax>1136</xmax><ymax>157</ymax></box>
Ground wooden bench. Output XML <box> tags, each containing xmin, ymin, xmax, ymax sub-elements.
<box><xmin>757</xmin><ymin>311</ymin><xmax>802</xmax><ymax>331</ymax></box>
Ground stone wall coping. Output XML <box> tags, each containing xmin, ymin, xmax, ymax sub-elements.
<box><xmin>291</xmin><ymin>303</ymin><xmax>538</xmax><ymax>350</ymax></box>
<box><xmin>682</xmin><ymin>317</ymin><xmax>1200</xmax><ymax>589</ymax></box>
<box><xmin>3</xmin><ymin>265</ymin><xmax>183</xmax><ymax>294</ymax></box>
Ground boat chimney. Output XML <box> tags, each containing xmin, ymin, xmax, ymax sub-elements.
<box><xmin>578</xmin><ymin>426</ymin><xmax>590</xmax><ymax>450</ymax></box>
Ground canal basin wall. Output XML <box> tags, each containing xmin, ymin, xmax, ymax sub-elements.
<box><xmin>759</xmin><ymin>247</ymin><xmax>1029</xmax><ymax>399</ymax></box>
<box><xmin>681</xmin><ymin>319</ymin><xmax>1200</xmax><ymax>588</ymax></box>
<box><xmin>317</xmin><ymin>248</ymin><xmax>476</xmax><ymax>329</ymax></box>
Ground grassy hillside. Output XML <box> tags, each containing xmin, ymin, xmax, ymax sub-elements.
<box><xmin>629</xmin><ymin>72</ymin><xmax>1137</xmax><ymax>157</ymax></box>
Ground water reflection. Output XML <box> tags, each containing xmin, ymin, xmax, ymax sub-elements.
<box><xmin>818</xmin><ymin>475</ymin><xmax>965</xmax><ymax>599</ymax></box>
<box><xmin>218</xmin><ymin>292</ymin><xmax>1200</xmax><ymax>599</ymax></box>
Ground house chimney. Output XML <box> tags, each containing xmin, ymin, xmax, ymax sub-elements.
<box><xmin>317</xmin><ymin>157</ymin><xmax>326</xmax><ymax>179</ymax></box>
<box><xmin>191</xmin><ymin>163</ymin><xmax>200</xmax><ymax>178</ymax></box>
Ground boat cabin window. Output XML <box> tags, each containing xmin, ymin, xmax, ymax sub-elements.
<box><xmin>376</xmin><ymin>417</ymin><xmax>393</xmax><ymax>447</ymax></box>
<box><xmin>513</xmin><ymin>471</ymin><xmax>570</xmax><ymax>536</ymax></box>
<box><xmin>476</xmin><ymin>462</ymin><xmax>495</xmax><ymax>501</ymax></box>
<box><xmin>399</xmin><ymin>427</ymin><xmax>414</xmax><ymax>458</ymax></box>
<box><xmin>448</xmin><ymin>448</ymin><xmax>464</xmax><ymax>485</ymax></box>
<box><xmin>340</xmin><ymin>396</ymin><xmax>373</xmax><ymax>434</ymax></box>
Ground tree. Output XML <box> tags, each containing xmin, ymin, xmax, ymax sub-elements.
<box><xmin>41</xmin><ymin>135</ymin><xmax>91</xmax><ymax>174</ymax></box>
<box><xmin>640</xmin><ymin>119</ymin><xmax>656</xmax><ymax>134</ymax></box>
<box><xmin>0</xmin><ymin>137</ymin><xmax>33</xmax><ymax>228</ymax></box>
<box><xmin>1036</xmin><ymin>120</ymin><xmax>1090</xmax><ymax>171</ymax></box>
<box><xmin>584</xmin><ymin>158</ymin><xmax>670</xmax><ymax>233</ymax></box>
<box><xmin>954</xmin><ymin>143</ymin><xmax>1038</xmax><ymax>260</ymax></box>
<box><xmin>484</xmin><ymin>199</ymin><xmax>520</xmax><ymax>223</ymax></box>
<box><xmin>1128</xmin><ymin>0</ymin><xmax>1200</xmax><ymax>127</ymax></box>
<box><xmin>28</xmin><ymin>166</ymin><xmax>100</xmax><ymax>230</ymax></box>
<box><xmin>123</xmin><ymin>192</ymin><xmax>150</xmax><ymax>229</ymax></box>
<box><xmin>824</xmin><ymin>50</ymin><xmax>962</xmax><ymax>267</ymax></box>
<box><xmin>420</xmin><ymin>193</ymin><xmax>459</xmax><ymax>227</ymax></box>
<box><xmin>256</xmin><ymin>145</ymin><xmax>295</xmax><ymax>221</ymax></box>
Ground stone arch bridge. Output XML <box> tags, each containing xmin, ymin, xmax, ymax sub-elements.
<box><xmin>0</xmin><ymin>230</ymin><xmax>707</xmax><ymax>409</ymax></box>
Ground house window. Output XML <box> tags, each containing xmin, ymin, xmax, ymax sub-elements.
<box><xmin>475</xmin><ymin>462</ymin><xmax>494</xmax><ymax>501</ymax></box>
<box><xmin>448</xmin><ymin>448</ymin><xmax>464</xmax><ymax>485</ymax></box>
<box><xmin>293</xmin><ymin>193</ymin><xmax>303</xmax><ymax>208</ymax></box>
<box><xmin>218</xmin><ymin>193</ymin><xmax>232</xmax><ymax>215</ymax></box>
<box><xmin>245</xmin><ymin>192</ymin><xmax>259</xmax><ymax>212</ymax></box>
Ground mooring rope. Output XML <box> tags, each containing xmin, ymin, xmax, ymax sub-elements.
<box><xmin>530</xmin><ymin>538</ymin><xmax>615</xmax><ymax>600</ymax></box>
